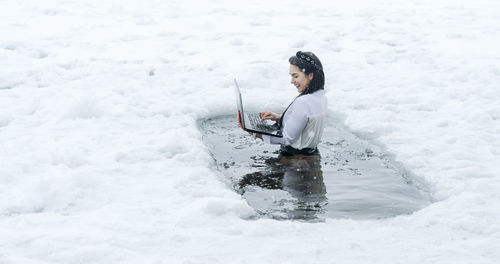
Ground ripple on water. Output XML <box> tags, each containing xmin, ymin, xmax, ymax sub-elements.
<box><xmin>199</xmin><ymin>115</ymin><xmax>431</xmax><ymax>221</ymax></box>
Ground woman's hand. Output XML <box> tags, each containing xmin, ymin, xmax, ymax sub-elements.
<box><xmin>259</xmin><ymin>111</ymin><xmax>281</xmax><ymax>122</ymax></box>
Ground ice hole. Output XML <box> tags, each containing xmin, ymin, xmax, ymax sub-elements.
<box><xmin>199</xmin><ymin>115</ymin><xmax>431</xmax><ymax>221</ymax></box>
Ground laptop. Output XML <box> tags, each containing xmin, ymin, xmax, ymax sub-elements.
<box><xmin>234</xmin><ymin>79</ymin><xmax>282</xmax><ymax>137</ymax></box>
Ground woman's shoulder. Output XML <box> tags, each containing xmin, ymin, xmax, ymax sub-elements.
<box><xmin>292</xmin><ymin>90</ymin><xmax>326</xmax><ymax>111</ymax></box>
<box><xmin>296</xmin><ymin>90</ymin><xmax>325</xmax><ymax>102</ymax></box>
<box><xmin>293</xmin><ymin>94</ymin><xmax>309</xmax><ymax>106</ymax></box>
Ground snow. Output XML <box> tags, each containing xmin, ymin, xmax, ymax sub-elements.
<box><xmin>1</xmin><ymin>0</ymin><xmax>500</xmax><ymax>263</ymax></box>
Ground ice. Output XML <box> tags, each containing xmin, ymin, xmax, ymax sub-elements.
<box><xmin>1</xmin><ymin>0</ymin><xmax>499</xmax><ymax>263</ymax></box>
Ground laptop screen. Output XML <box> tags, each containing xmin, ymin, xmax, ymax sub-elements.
<box><xmin>234</xmin><ymin>79</ymin><xmax>246</xmax><ymax>128</ymax></box>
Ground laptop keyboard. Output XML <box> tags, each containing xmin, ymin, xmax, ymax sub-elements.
<box><xmin>248</xmin><ymin>113</ymin><xmax>278</xmax><ymax>133</ymax></box>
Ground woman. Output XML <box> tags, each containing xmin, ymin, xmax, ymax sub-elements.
<box><xmin>239</xmin><ymin>51</ymin><xmax>327</xmax><ymax>157</ymax></box>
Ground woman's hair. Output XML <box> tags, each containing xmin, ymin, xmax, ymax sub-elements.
<box><xmin>289</xmin><ymin>51</ymin><xmax>325</xmax><ymax>95</ymax></box>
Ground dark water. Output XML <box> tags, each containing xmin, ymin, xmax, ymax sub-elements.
<box><xmin>199</xmin><ymin>115</ymin><xmax>431</xmax><ymax>221</ymax></box>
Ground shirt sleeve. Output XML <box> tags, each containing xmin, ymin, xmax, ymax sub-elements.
<box><xmin>262</xmin><ymin>100</ymin><xmax>309</xmax><ymax>146</ymax></box>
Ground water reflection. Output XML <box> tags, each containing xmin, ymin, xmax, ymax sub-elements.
<box><xmin>238</xmin><ymin>155</ymin><xmax>327</xmax><ymax>220</ymax></box>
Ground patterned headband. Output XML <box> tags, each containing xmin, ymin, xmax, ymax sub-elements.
<box><xmin>296</xmin><ymin>51</ymin><xmax>320</xmax><ymax>70</ymax></box>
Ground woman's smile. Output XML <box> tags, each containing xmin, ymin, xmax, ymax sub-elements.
<box><xmin>289</xmin><ymin>64</ymin><xmax>313</xmax><ymax>93</ymax></box>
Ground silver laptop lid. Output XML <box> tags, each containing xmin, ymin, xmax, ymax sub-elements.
<box><xmin>234</xmin><ymin>79</ymin><xmax>246</xmax><ymax>128</ymax></box>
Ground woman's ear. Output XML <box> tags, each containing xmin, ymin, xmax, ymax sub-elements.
<box><xmin>308</xmin><ymin>72</ymin><xmax>314</xmax><ymax>81</ymax></box>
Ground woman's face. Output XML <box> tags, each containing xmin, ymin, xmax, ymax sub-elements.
<box><xmin>289</xmin><ymin>64</ymin><xmax>313</xmax><ymax>93</ymax></box>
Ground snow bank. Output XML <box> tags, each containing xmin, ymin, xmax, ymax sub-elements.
<box><xmin>1</xmin><ymin>0</ymin><xmax>499</xmax><ymax>263</ymax></box>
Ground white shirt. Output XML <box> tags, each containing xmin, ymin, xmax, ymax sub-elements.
<box><xmin>263</xmin><ymin>90</ymin><xmax>327</xmax><ymax>149</ymax></box>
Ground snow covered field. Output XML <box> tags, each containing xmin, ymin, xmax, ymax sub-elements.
<box><xmin>1</xmin><ymin>0</ymin><xmax>499</xmax><ymax>263</ymax></box>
